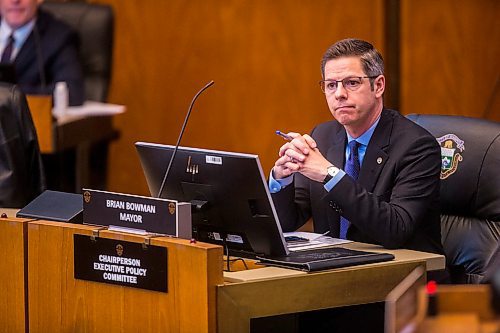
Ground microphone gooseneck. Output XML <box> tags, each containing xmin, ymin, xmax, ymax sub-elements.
<box><xmin>32</xmin><ymin>24</ymin><xmax>47</xmax><ymax>90</ymax></box>
<box><xmin>156</xmin><ymin>80</ymin><xmax>215</xmax><ymax>198</ymax></box>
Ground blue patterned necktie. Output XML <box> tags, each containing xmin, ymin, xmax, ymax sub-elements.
<box><xmin>339</xmin><ymin>140</ymin><xmax>361</xmax><ymax>239</ymax></box>
<box><xmin>1</xmin><ymin>34</ymin><xmax>14</xmax><ymax>63</ymax></box>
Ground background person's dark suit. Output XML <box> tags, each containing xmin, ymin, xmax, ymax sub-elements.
<box><xmin>1</xmin><ymin>8</ymin><xmax>85</xmax><ymax>193</ymax></box>
<box><xmin>6</xmin><ymin>8</ymin><xmax>84</xmax><ymax>106</ymax></box>
<box><xmin>0</xmin><ymin>83</ymin><xmax>45</xmax><ymax>207</ymax></box>
<box><xmin>272</xmin><ymin>108</ymin><xmax>444</xmax><ymax>255</ymax></box>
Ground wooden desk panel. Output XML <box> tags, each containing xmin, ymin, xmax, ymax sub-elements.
<box><xmin>27</xmin><ymin>95</ymin><xmax>119</xmax><ymax>154</ymax></box>
<box><xmin>217</xmin><ymin>241</ymin><xmax>447</xmax><ymax>333</ymax></box>
<box><xmin>54</xmin><ymin>115</ymin><xmax>118</xmax><ymax>151</ymax></box>
<box><xmin>218</xmin><ymin>260</ymin><xmax>424</xmax><ymax>333</ymax></box>
<box><xmin>0</xmin><ymin>217</ymin><xmax>31</xmax><ymax>333</ymax></box>
<box><xmin>27</xmin><ymin>96</ymin><xmax>119</xmax><ymax>191</ymax></box>
<box><xmin>28</xmin><ymin>220</ymin><xmax>223</xmax><ymax>333</ymax></box>
<box><xmin>26</xmin><ymin>96</ymin><xmax>53</xmax><ymax>153</ymax></box>
<box><xmin>413</xmin><ymin>285</ymin><xmax>498</xmax><ymax>332</ymax></box>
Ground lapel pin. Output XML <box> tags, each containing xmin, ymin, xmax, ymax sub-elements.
<box><xmin>377</xmin><ymin>157</ymin><xmax>383</xmax><ymax>164</ymax></box>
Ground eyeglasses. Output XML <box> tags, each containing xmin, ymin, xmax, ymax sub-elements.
<box><xmin>319</xmin><ymin>76</ymin><xmax>378</xmax><ymax>94</ymax></box>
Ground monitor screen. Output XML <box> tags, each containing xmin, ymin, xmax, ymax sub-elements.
<box><xmin>135</xmin><ymin>142</ymin><xmax>289</xmax><ymax>257</ymax></box>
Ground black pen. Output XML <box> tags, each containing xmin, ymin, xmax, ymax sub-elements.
<box><xmin>275</xmin><ymin>130</ymin><xmax>293</xmax><ymax>141</ymax></box>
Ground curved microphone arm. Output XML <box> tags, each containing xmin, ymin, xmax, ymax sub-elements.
<box><xmin>157</xmin><ymin>80</ymin><xmax>215</xmax><ymax>198</ymax></box>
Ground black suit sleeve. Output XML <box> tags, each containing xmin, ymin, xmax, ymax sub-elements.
<box><xmin>327</xmin><ymin>134</ymin><xmax>441</xmax><ymax>249</ymax></box>
<box><xmin>271</xmin><ymin>172</ymin><xmax>313</xmax><ymax>232</ymax></box>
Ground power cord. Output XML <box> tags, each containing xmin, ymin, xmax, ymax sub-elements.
<box><xmin>222</xmin><ymin>240</ymin><xmax>250</xmax><ymax>272</ymax></box>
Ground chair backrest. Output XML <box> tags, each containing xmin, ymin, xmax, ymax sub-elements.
<box><xmin>482</xmin><ymin>243</ymin><xmax>500</xmax><ymax>284</ymax></box>
<box><xmin>0</xmin><ymin>83</ymin><xmax>45</xmax><ymax>207</ymax></box>
<box><xmin>40</xmin><ymin>1</ymin><xmax>114</xmax><ymax>102</ymax></box>
<box><xmin>407</xmin><ymin>114</ymin><xmax>500</xmax><ymax>283</ymax></box>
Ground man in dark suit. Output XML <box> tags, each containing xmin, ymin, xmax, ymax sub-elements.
<box><xmin>269</xmin><ymin>37</ymin><xmax>446</xmax><ymax>333</ymax></box>
<box><xmin>270</xmin><ymin>38</ymin><xmax>444</xmax><ymax>255</ymax></box>
<box><xmin>0</xmin><ymin>0</ymin><xmax>84</xmax><ymax>105</ymax></box>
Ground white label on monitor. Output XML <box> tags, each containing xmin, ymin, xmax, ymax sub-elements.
<box><xmin>206</xmin><ymin>155</ymin><xmax>222</xmax><ymax>165</ymax></box>
<box><xmin>226</xmin><ymin>234</ymin><xmax>244</xmax><ymax>244</ymax></box>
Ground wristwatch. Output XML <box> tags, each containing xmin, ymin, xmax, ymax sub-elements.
<box><xmin>323</xmin><ymin>165</ymin><xmax>340</xmax><ymax>184</ymax></box>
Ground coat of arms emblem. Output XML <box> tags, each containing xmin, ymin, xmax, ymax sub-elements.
<box><xmin>436</xmin><ymin>134</ymin><xmax>465</xmax><ymax>179</ymax></box>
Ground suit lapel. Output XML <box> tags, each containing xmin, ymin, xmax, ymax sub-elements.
<box><xmin>358</xmin><ymin>109</ymin><xmax>393</xmax><ymax>192</ymax></box>
<box><xmin>14</xmin><ymin>34</ymin><xmax>35</xmax><ymax>69</ymax></box>
<box><xmin>14</xmin><ymin>11</ymin><xmax>46</xmax><ymax>71</ymax></box>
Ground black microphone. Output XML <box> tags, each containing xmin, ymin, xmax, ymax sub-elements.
<box><xmin>33</xmin><ymin>24</ymin><xmax>47</xmax><ymax>90</ymax></box>
<box><xmin>157</xmin><ymin>80</ymin><xmax>215</xmax><ymax>198</ymax></box>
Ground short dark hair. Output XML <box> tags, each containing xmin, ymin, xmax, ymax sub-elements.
<box><xmin>321</xmin><ymin>39</ymin><xmax>384</xmax><ymax>85</ymax></box>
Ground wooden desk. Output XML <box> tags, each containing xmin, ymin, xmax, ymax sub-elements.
<box><xmin>0</xmin><ymin>216</ymin><xmax>446</xmax><ymax>333</ymax></box>
<box><xmin>53</xmin><ymin>114</ymin><xmax>119</xmax><ymax>191</ymax></box>
<box><xmin>52</xmin><ymin>114</ymin><xmax>118</xmax><ymax>152</ymax></box>
<box><xmin>218</xmin><ymin>243</ymin><xmax>445</xmax><ymax>333</ymax></box>
<box><xmin>388</xmin><ymin>279</ymin><xmax>500</xmax><ymax>333</ymax></box>
<box><xmin>27</xmin><ymin>96</ymin><xmax>120</xmax><ymax>191</ymax></box>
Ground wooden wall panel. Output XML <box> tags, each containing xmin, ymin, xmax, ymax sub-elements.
<box><xmin>90</xmin><ymin>0</ymin><xmax>385</xmax><ymax>195</ymax></box>
<box><xmin>401</xmin><ymin>0</ymin><xmax>499</xmax><ymax>120</ymax></box>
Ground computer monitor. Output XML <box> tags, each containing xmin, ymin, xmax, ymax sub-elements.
<box><xmin>135</xmin><ymin>142</ymin><xmax>289</xmax><ymax>257</ymax></box>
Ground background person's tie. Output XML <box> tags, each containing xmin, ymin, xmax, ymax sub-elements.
<box><xmin>339</xmin><ymin>140</ymin><xmax>361</xmax><ymax>239</ymax></box>
<box><xmin>1</xmin><ymin>34</ymin><xmax>15</xmax><ymax>63</ymax></box>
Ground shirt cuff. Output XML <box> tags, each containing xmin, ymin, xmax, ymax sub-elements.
<box><xmin>269</xmin><ymin>170</ymin><xmax>293</xmax><ymax>193</ymax></box>
<box><xmin>323</xmin><ymin>169</ymin><xmax>346</xmax><ymax>192</ymax></box>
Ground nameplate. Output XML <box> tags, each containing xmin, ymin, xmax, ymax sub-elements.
<box><xmin>73</xmin><ymin>234</ymin><xmax>168</xmax><ymax>292</ymax></box>
<box><xmin>83</xmin><ymin>189</ymin><xmax>191</xmax><ymax>237</ymax></box>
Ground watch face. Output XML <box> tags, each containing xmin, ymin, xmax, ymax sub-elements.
<box><xmin>324</xmin><ymin>166</ymin><xmax>338</xmax><ymax>184</ymax></box>
<box><xmin>328</xmin><ymin>166</ymin><xmax>338</xmax><ymax>177</ymax></box>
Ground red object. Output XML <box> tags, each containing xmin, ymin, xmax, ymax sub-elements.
<box><xmin>426</xmin><ymin>280</ymin><xmax>438</xmax><ymax>294</ymax></box>
<box><xmin>426</xmin><ymin>280</ymin><xmax>439</xmax><ymax>316</ymax></box>
<box><xmin>190</xmin><ymin>238</ymin><xmax>197</xmax><ymax>244</ymax></box>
